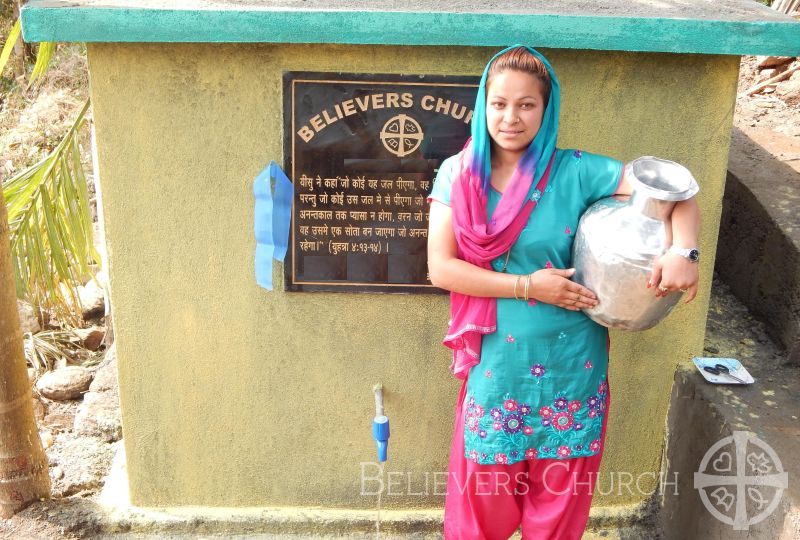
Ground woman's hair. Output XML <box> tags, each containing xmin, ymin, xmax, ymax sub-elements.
<box><xmin>486</xmin><ymin>47</ymin><xmax>552</xmax><ymax>103</ymax></box>
<box><xmin>469</xmin><ymin>45</ymin><xmax>557</xmax><ymax>193</ymax></box>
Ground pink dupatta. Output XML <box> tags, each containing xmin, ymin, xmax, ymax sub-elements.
<box><xmin>445</xmin><ymin>143</ymin><xmax>555</xmax><ymax>379</ymax></box>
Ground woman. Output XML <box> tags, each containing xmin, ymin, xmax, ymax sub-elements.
<box><xmin>426</xmin><ymin>45</ymin><xmax>700</xmax><ymax>539</ymax></box>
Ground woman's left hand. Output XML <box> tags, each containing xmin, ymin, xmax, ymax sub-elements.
<box><xmin>647</xmin><ymin>252</ymin><xmax>699</xmax><ymax>303</ymax></box>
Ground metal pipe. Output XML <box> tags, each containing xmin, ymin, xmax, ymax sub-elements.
<box><xmin>372</xmin><ymin>383</ymin><xmax>390</xmax><ymax>463</ymax></box>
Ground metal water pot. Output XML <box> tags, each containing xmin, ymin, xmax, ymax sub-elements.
<box><xmin>572</xmin><ymin>156</ymin><xmax>699</xmax><ymax>331</ymax></box>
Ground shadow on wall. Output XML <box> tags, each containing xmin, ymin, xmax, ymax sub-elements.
<box><xmin>715</xmin><ymin>127</ymin><xmax>800</xmax><ymax>365</ymax></box>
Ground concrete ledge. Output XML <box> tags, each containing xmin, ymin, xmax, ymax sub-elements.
<box><xmin>717</xmin><ymin>128</ymin><xmax>800</xmax><ymax>364</ymax></box>
<box><xmin>660</xmin><ymin>367</ymin><xmax>800</xmax><ymax>539</ymax></box>
<box><xmin>659</xmin><ymin>280</ymin><xmax>800</xmax><ymax>539</ymax></box>
<box><xmin>83</xmin><ymin>443</ymin><xmax>654</xmax><ymax>537</ymax></box>
<box><xmin>20</xmin><ymin>0</ymin><xmax>800</xmax><ymax>56</ymax></box>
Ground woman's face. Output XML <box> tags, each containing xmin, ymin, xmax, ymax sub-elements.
<box><xmin>485</xmin><ymin>70</ymin><xmax>546</xmax><ymax>158</ymax></box>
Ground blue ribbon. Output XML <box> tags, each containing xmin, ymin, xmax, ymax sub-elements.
<box><xmin>253</xmin><ymin>161</ymin><xmax>294</xmax><ymax>290</ymax></box>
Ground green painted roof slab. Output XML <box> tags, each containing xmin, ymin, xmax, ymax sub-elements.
<box><xmin>21</xmin><ymin>0</ymin><xmax>800</xmax><ymax>56</ymax></box>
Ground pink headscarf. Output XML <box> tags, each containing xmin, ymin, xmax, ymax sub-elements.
<box><xmin>438</xmin><ymin>45</ymin><xmax>561</xmax><ymax>378</ymax></box>
<box><xmin>444</xmin><ymin>140</ymin><xmax>554</xmax><ymax>379</ymax></box>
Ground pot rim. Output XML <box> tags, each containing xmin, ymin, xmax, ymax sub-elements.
<box><xmin>625</xmin><ymin>156</ymin><xmax>700</xmax><ymax>202</ymax></box>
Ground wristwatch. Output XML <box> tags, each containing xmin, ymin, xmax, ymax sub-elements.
<box><xmin>669</xmin><ymin>246</ymin><xmax>700</xmax><ymax>263</ymax></box>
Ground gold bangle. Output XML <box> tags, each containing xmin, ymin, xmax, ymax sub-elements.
<box><xmin>524</xmin><ymin>273</ymin><xmax>531</xmax><ymax>301</ymax></box>
<box><xmin>525</xmin><ymin>273</ymin><xmax>532</xmax><ymax>301</ymax></box>
<box><xmin>513</xmin><ymin>275</ymin><xmax>522</xmax><ymax>300</ymax></box>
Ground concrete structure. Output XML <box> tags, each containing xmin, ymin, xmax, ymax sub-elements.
<box><xmin>661</xmin><ymin>280</ymin><xmax>800</xmax><ymax>539</ymax></box>
<box><xmin>21</xmin><ymin>0</ymin><xmax>800</xmax><ymax>533</ymax></box>
<box><xmin>717</xmin><ymin>128</ymin><xmax>800</xmax><ymax>365</ymax></box>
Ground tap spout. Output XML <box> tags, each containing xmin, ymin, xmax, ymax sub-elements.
<box><xmin>373</xmin><ymin>383</ymin><xmax>384</xmax><ymax>417</ymax></box>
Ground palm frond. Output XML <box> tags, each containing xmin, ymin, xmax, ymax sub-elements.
<box><xmin>28</xmin><ymin>41</ymin><xmax>57</xmax><ymax>87</ymax></box>
<box><xmin>0</xmin><ymin>18</ymin><xmax>21</xmax><ymax>76</ymax></box>
<box><xmin>23</xmin><ymin>329</ymin><xmax>100</xmax><ymax>373</ymax></box>
<box><xmin>3</xmin><ymin>99</ymin><xmax>96</xmax><ymax>325</ymax></box>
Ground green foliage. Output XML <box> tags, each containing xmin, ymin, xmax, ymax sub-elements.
<box><xmin>28</xmin><ymin>41</ymin><xmax>56</xmax><ymax>87</ymax></box>
<box><xmin>0</xmin><ymin>18</ymin><xmax>20</xmax><ymax>76</ymax></box>
<box><xmin>1</xmin><ymin>17</ymin><xmax>57</xmax><ymax>86</ymax></box>
<box><xmin>23</xmin><ymin>328</ymin><xmax>100</xmax><ymax>372</ymax></box>
<box><xmin>1</xmin><ymin>16</ymin><xmax>98</xmax><ymax>331</ymax></box>
<box><xmin>3</xmin><ymin>100</ymin><xmax>97</xmax><ymax>326</ymax></box>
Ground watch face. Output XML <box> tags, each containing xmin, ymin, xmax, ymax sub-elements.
<box><xmin>689</xmin><ymin>249</ymin><xmax>700</xmax><ymax>262</ymax></box>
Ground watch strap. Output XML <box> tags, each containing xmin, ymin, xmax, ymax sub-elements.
<box><xmin>669</xmin><ymin>245</ymin><xmax>700</xmax><ymax>262</ymax></box>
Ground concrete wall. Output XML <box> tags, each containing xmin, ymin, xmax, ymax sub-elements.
<box><xmin>660</xmin><ymin>366</ymin><xmax>799</xmax><ymax>539</ymax></box>
<box><xmin>86</xmin><ymin>43</ymin><xmax>739</xmax><ymax>510</ymax></box>
<box><xmin>716</xmin><ymin>128</ymin><xmax>800</xmax><ymax>365</ymax></box>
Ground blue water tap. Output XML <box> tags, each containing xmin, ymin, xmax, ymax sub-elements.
<box><xmin>372</xmin><ymin>384</ymin><xmax>390</xmax><ymax>462</ymax></box>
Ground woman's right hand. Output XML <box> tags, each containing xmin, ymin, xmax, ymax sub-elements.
<box><xmin>529</xmin><ymin>268</ymin><xmax>599</xmax><ymax>311</ymax></box>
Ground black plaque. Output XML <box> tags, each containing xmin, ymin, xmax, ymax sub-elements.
<box><xmin>284</xmin><ymin>72</ymin><xmax>479</xmax><ymax>293</ymax></box>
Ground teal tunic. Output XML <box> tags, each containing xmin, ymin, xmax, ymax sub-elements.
<box><xmin>429</xmin><ymin>148</ymin><xmax>623</xmax><ymax>465</ymax></box>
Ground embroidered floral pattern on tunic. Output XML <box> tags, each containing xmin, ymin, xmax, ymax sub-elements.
<box><xmin>465</xmin><ymin>379</ymin><xmax>608</xmax><ymax>463</ymax></box>
<box><xmin>458</xmin><ymin>150</ymin><xmax>620</xmax><ymax>466</ymax></box>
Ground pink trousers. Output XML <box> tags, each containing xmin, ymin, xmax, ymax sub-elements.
<box><xmin>444</xmin><ymin>377</ymin><xmax>611</xmax><ymax>540</ymax></box>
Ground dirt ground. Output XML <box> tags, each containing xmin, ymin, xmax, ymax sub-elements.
<box><xmin>734</xmin><ymin>55</ymin><xmax>800</xmax><ymax>173</ymax></box>
<box><xmin>0</xmin><ymin>34</ymin><xmax>798</xmax><ymax>540</ymax></box>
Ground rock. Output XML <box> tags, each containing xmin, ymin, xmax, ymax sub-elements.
<box><xmin>756</xmin><ymin>67</ymin><xmax>785</xmax><ymax>83</ymax></box>
<box><xmin>94</xmin><ymin>269</ymin><xmax>109</xmax><ymax>290</ymax></box>
<box><xmin>88</xmin><ymin>347</ymin><xmax>117</xmax><ymax>393</ymax></box>
<box><xmin>17</xmin><ymin>300</ymin><xmax>41</xmax><ymax>334</ymax></box>
<box><xmin>73</xmin><ymin>390</ymin><xmax>121</xmax><ymax>443</ymax></box>
<box><xmin>776</xmin><ymin>78</ymin><xmax>800</xmax><ymax>106</ymax></box>
<box><xmin>74</xmin><ymin>348</ymin><xmax>121</xmax><ymax>442</ymax></box>
<box><xmin>740</xmin><ymin>337</ymin><xmax>755</xmax><ymax>346</ymax></box>
<box><xmin>35</xmin><ymin>366</ymin><xmax>93</xmax><ymax>400</ymax></box>
<box><xmin>40</xmin><ymin>430</ymin><xmax>54</xmax><ymax>449</ymax></box>
<box><xmin>42</xmin><ymin>408</ymin><xmax>75</xmax><ymax>433</ymax></box>
<box><xmin>74</xmin><ymin>326</ymin><xmax>105</xmax><ymax>351</ymax></box>
<box><xmin>47</xmin><ymin>432</ymin><xmax>116</xmax><ymax>498</ymax></box>
<box><xmin>756</xmin><ymin>56</ymin><xmax>795</xmax><ymax>69</ymax></box>
<box><xmin>704</xmin><ymin>345</ymin><xmax>720</xmax><ymax>354</ymax></box>
<box><xmin>78</xmin><ymin>279</ymin><xmax>105</xmax><ymax>318</ymax></box>
<box><xmin>51</xmin><ymin>466</ymin><xmax>64</xmax><ymax>480</ymax></box>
